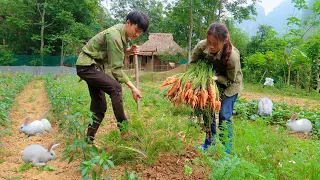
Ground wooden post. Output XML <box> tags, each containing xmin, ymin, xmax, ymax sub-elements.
<box><xmin>151</xmin><ymin>52</ymin><xmax>154</xmax><ymax>72</ymax></box>
<box><xmin>134</xmin><ymin>54</ymin><xmax>140</xmax><ymax>111</ymax></box>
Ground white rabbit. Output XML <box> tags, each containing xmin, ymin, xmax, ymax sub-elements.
<box><xmin>264</xmin><ymin>78</ymin><xmax>274</xmax><ymax>86</ymax></box>
<box><xmin>22</xmin><ymin>143</ymin><xmax>59</xmax><ymax>166</ymax></box>
<box><xmin>257</xmin><ymin>97</ymin><xmax>273</xmax><ymax>116</ymax></box>
<box><xmin>40</xmin><ymin>114</ymin><xmax>52</xmax><ymax>132</ymax></box>
<box><xmin>19</xmin><ymin>117</ymin><xmax>45</xmax><ymax>136</ymax></box>
<box><xmin>286</xmin><ymin>113</ymin><xmax>313</xmax><ymax>133</ymax></box>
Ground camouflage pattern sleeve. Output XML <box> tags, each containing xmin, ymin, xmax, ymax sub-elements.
<box><xmin>106</xmin><ymin>32</ymin><xmax>130</xmax><ymax>83</ymax></box>
<box><xmin>190</xmin><ymin>40</ymin><xmax>207</xmax><ymax>64</ymax></box>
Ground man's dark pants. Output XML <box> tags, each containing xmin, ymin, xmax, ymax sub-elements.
<box><xmin>76</xmin><ymin>65</ymin><xmax>127</xmax><ymax>141</ymax></box>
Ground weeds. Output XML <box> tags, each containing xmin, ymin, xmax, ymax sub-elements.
<box><xmin>13</xmin><ymin>163</ymin><xmax>33</xmax><ymax>172</ymax></box>
<box><xmin>0</xmin><ymin>72</ymin><xmax>32</xmax><ymax>127</ymax></box>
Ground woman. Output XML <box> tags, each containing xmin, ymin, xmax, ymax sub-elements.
<box><xmin>190</xmin><ymin>22</ymin><xmax>244</xmax><ymax>154</ymax></box>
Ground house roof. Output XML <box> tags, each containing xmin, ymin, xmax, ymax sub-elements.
<box><xmin>139</xmin><ymin>33</ymin><xmax>185</xmax><ymax>56</ymax></box>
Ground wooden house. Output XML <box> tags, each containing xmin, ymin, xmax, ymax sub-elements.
<box><xmin>125</xmin><ymin>33</ymin><xmax>185</xmax><ymax>71</ymax></box>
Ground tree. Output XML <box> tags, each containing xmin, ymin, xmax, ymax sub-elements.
<box><xmin>187</xmin><ymin>0</ymin><xmax>193</xmax><ymax>63</ymax></box>
<box><xmin>247</xmin><ymin>25</ymin><xmax>275</xmax><ymax>55</ymax></box>
<box><xmin>167</xmin><ymin>0</ymin><xmax>258</xmax><ymax>49</ymax></box>
<box><xmin>0</xmin><ymin>0</ymin><xmax>101</xmax><ymax>58</ymax></box>
<box><xmin>303</xmin><ymin>30</ymin><xmax>320</xmax><ymax>91</ymax></box>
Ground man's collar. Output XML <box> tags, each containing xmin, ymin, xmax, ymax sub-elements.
<box><xmin>120</xmin><ymin>24</ymin><xmax>128</xmax><ymax>44</ymax></box>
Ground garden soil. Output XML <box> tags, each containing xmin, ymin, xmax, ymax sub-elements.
<box><xmin>0</xmin><ymin>80</ymin><xmax>206</xmax><ymax>180</ymax></box>
<box><xmin>0</xmin><ymin>80</ymin><xmax>81</xmax><ymax>180</ymax></box>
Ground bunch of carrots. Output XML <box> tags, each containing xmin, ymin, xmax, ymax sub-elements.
<box><xmin>161</xmin><ymin>61</ymin><xmax>221</xmax><ymax>113</ymax></box>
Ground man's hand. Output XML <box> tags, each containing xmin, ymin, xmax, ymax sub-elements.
<box><xmin>131</xmin><ymin>86</ymin><xmax>142</xmax><ymax>102</ymax></box>
<box><xmin>126</xmin><ymin>45</ymin><xmax>140</xmax><ymax>55</ymax></box>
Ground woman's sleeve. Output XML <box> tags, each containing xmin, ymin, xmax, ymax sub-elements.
<box><xmin>190</xmin><ymin>41</ymin><xmax>205</xmax><ymax>64</ymax></box>
<box><xmin>216</xmin><ymin>50</ymin><xmax>240</xmax><ymax>87</ymax></box>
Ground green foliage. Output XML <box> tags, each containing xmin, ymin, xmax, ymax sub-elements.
<box><xmin>44</xmin><ymin>74</ymin><xmax>115</xmax><ymax>179</ymax></box>
<box><xmin>243</xmin><ymin>51</ymin><xmax>285</xmax><ymax>83</ymax></box>
<box><xmin>233</xmin><ymin>118</ymin><xmax>320</xmax><ymax>179</ymax></box>
<box><xmin>123</xmin><ymin>0</ymin><xmax>259</xmax><ymax>48</ymax></box>
<box><xmin>158</xmin><ymin>52</ymin><xmax>186</xmax><ymax>62</ymax></box>
<box><xmin>225</xmin><ymin>20</ymin><xmax>250</xmax><ymax>60</ymax></box>
<box><xmin>123</xmin><ymin>168</ymin><xmax>136</xmax><ymax>180</ymax></box>
<box><xmin>233</xmin><ymin>88</ymin><xmax>320</xmax><ymax>136</ymax></box>
<box><xmin>79</xmin><ymin>147</ymin><xmax>114</xmax><ymax>180</ymax></box>
<box><xmin>41</xmin><ymin>74</ymin><xmax>320</xmax><ymax>179</ymax></box>
<box><xmin>43</xmin><ymin>74</ymin><xmax>197</xmax><ymax>167</ymax></box>
<box><xmin>3</xmin><ymin>176</ymin><xmax>20</xmax><ymax>180</ymax></box>
<box><xmin>184</xmin><ymin>163</ymin><xmax>193</xmax><ymax>176</ymax></box>
<box><xmin>29</xmin><ymin>57</ymin><xmax>43</xmax><ymax>66</ymax></box>
<box><xmin>0</xmin><ymin>46</ymin><xmax>16</xmax><ymax>65</ymax></box>
<box><xmin>303</xmin><ymin>30</ymin><xmax>320</xmax><ymax>90</ymax></box>
<box><xmin>0</xmin><ymin>72</ymin><xmax>32</xmax><ymax>128</ymax></box>
<box><xmin>0</xmin><ymin>0</ymin><xmax>99</xmax><ymax>55</ymax></box>
<box><xmin>39</xmin><ymin>165</ymin><xmax>56</xmax><ymax>171</ymax></box>
<box><xmin>13</xmin><ymin>163</ymin><xmax>33</xmax><ymax>172</ymax></box>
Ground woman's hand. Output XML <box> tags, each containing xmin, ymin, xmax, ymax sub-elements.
<box><xmin>212</xmin><ymin>76</ymin><xmax>218</xmax><ymax>81</ymax></box>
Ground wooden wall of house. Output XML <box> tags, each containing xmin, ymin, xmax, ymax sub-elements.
<box><xmin>124</xmin><ymin>55</ymin><xmax>179</xmax><ymax>71</ymax></box>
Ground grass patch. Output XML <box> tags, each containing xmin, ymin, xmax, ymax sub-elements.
<box><xmin>231</xmin><ymin>118</ymin><xmax>320</xmax><ymax>179</ymax></box>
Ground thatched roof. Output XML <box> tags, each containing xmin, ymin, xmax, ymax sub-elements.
<box><xmin>139</xmin><ymin>33</ymin><xmax>184</xmax><ymax>56</ymax></box>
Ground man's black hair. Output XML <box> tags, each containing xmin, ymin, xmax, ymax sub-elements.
<box><xmin>126</xmin><ymin>12</ymin><xmax>149</xmax><ymax>32</ymax></box>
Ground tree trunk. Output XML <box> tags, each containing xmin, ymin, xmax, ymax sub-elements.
<box><xmin>296</xmin><ymin>65</ymin><xmax>301</xmax><ymax>88</ymax></box>
<box><xmin>218</xmin><ymin>0</ymin><xmax>223</xmax><ymax>22</ymax></box>
<box><xmin>287</xmin><ymin>65</ymin><xmax>291</xmax><ymax>86</ymax></box>
<box><xmin>36</xmin><ymin>1</ymin><xmax>46</xmax><ymax>65</ymax></box>
<box><xmin>60</xmin><ymin>40</ymin><xmax>64</xmax><ymax>66</ymax></box>
<box><xmin>40</xmin><ymin>12</ymin><xmax>44</xmax><ymax>54</ymax></box>
<box><xmin>259</xmin><ymin>70</ymin><xmax>267</xmax><ymax>83</ymax></box>
<box><xmin>317</xmin><ymin>72</ymin><xmax>320</xmax><ymax>93</ymax></box>
<box><xmin>187</xmin><ymin>0</ymin><xmax>193</xmax><ymax>63</ymax></box>
<box><xmin>308</xmin><ymin>68</ymin><xmax>312</xmax><ymax>92</ymax></box>
<box><xmin>315</xmin><ymin>56</ymin><xmax>320</xmax><ymax>92</ymax></box>
<box><xmin>36</xmin><ymin>2</ymin><xmax>45</xmax><ymax>54</ymax></box>
<box><xmin>282</xmin><ymin>65</ymin><xmax>286</xmax><ymax>83</ymax></box>
<box><xmin>285</xmin><ymin>56</ymin><xmax>291</xmax><ymax>86</ymax></box>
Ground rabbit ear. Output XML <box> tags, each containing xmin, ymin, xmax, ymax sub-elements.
<box><xmin>50</xmin><ymin>143</ymin><xmax>60</xmax><ymax>151</ymax></box>
<box><xmin>24</xmin><ymin>117</ymin><xmax>31</xmax><ymax>124</ymax></box>
<box><xmin>47</xmin><ymin>143</ymin><xmax>54</xmax><ymax>152</ymax></box>
<box><xmin>40</xmin><ymin>112</ymin><xmax>48</xmax><ymax>119</ymax></box>
<box><xmin>291</xmin><ymin>113</ymin><xmax>299</xmax><ymax>121</ymax></box>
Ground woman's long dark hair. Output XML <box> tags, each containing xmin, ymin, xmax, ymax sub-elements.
<box><xmin>207</xmin><ymin>23</ymin><xmax>233</xmax><ymax>66</ymax></box>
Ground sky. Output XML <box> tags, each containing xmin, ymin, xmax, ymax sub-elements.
<box><xmin>258</xmin><ymin>0</ymin><xmax>286</xmax><ymax>15</ymax></box>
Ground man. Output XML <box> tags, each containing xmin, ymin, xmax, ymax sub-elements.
<box><xmin>76</xmin><ymin>11</ymin><xmax>149</xmax><ymax>142</ymax></box>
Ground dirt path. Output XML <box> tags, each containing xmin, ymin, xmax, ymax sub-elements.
<box><xmin>0</xmin><ymin>80</ymin><xmax>81</xmax><ymax>180</ymax></box>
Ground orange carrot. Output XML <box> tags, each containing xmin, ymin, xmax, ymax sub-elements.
<box><xmin>215</xmin><ymin>101</ymin><xmax>221</xmax><ymax>112</ymax></box>
<box><xmin>161</xmin><ymin>77</ymin><xmax>178</xmax><ymax>87</ymax></box>
<box><xmin>181</xmin><ymin>89</ymin><xmax>186</xmax><ymax>102</ymax></box>
<box><xmin>192</xmin><ymin>95</ymin><xmax>198</xmax><ymax>109</ymax></box>
<box><xmin>185</xmin><ymin>82</ymin><xmax>191</xmax><ymax>90</ymax></box>
<box><xmin>168</xmin><ymin>81</ymin><xmax>180</xmax><ymax>96</ymax></box>
<box><xmin>203</xmin><ymin>89</ymin><xmax>208</xmax><ymax>106</ymax></box>
<box><xmin>197</xmin><ymin>91</ymin><xmax>203</xmax><ymax>109</ymax></box>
